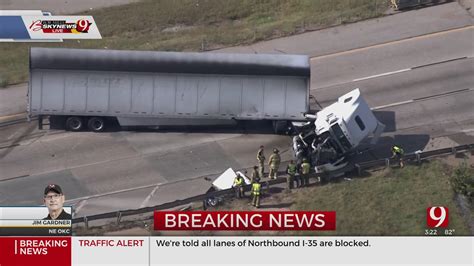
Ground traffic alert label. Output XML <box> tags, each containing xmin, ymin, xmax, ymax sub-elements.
<box><xmin>154</xmin><ymin>211</ymin><xmax>336</xmax><ymax>231</ymax></box>
<box><xmin>78</xmin><ymin>239</ymin><xmax>144</xmax><ymax>247</ymax></box>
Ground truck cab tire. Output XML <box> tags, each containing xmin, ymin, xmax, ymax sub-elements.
<box><xmin>65</xmin><ymin>117</ymin><xmax>83</xmax><ymax>131</ymax></box>
<box><xmin>87</xmin><ymin>117</ymin><xmax>105</xmax><ymax>132</ymax></box>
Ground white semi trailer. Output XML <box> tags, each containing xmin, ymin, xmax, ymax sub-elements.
<box><xmin>28</xmin><ymin>47</ymin><xmax>309</xmax><ymax>132</ymax></box>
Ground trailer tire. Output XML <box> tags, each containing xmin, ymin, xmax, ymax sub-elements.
<box><xmin>65</xmin><ymin>116</ymin><xmax>83</xmax><ymax>131</ymax></box>
<box><xmin>87</xmin><ymin>117</ymin><xmax>105</xmax><ymax>132</ymax></box>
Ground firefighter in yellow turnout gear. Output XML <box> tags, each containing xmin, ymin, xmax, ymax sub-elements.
<box><xmin>267</xmin><ymin>148</ymin><xmax>281</xmax><ymax>179</ymax></box>
<box><xmin>286</xmin><ymin>160</ymin><xmax>296</xmax><ymax>190</ymax></box>
<box><xmin>256</xmin><ymin>145</ymin><xmax>265</xmax><ymax>179</ymax></box>
<box><xmin>300</xmin><ymin>159</ymin><xmax>311</xmax><ymax>187</ymax></box>
<box><xmin>391</xmin><ymin>145</ymin><xmax>405</xmax><ymax>168</ymax></box>
<box><xmin>251</xmin><ymin>180</ymin><xmax>262</xmax><ymax>208</ymax></box>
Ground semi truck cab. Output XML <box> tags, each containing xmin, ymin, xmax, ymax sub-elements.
<box><xmin>292</xmin><ymin>89</ymin><xmax>384</xmax><ymax>173</ymax></box>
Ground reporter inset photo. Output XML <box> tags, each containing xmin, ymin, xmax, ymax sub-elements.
<box><xmin>43</xmin><ymin>184</ymin><xmax>72</xmax><ymax>220</ymax></box>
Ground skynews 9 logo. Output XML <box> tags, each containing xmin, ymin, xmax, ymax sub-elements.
<box><xmin>426</xmin><ymin>206</ymin><xmax>449</xmax><ymax>228</ymax></box>
<box><xmin>29</xmin><ymin>19</ymin><xmax>93</xmax><ymax>33</ymax></box>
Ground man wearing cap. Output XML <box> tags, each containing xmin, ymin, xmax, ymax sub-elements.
<box><xmin>43</xmin><ymin>184</ymin><xmax>72</xmax><ymax>220</ymax></box>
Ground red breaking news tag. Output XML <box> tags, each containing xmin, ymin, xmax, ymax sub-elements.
<box><xmin>154</xmin><ymin>211</ymin><xmax>336</xmax><ymax>231</ymax></box>
<box><xmin>0</xmin><ymin>237</ymin><xmax>71</xmax><ymax>266</ymax></box>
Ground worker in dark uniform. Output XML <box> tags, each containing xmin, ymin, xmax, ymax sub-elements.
<box><xmin>267</xmin><ymin>148</ymin><xmax>281</xmax><ymax>179</ymax></box>
<box><xmin>300</xmin><ymin>158</ymin><xmax>311</xmax><ymax>187</ymax></box>
<box><xmin>391</xmin><ymin>145</ymin><xmax>405</xmax><ymax>168</ymax></box>
<box><xmin>43</xmin><ymin>184</ymin><xmax>72</xmax><ymax>220</ymax></box>
<box><xmin>250</xmin><ymin>165</ymin><xmax>260</xmax><ymax>184</ymax></box>
<box><xmin>257</xmin><ymin>145</ymin><xmax>265</xmax><ymax>179</ymax></box>
<box><xmin>286</xmin><ymin>160</ymin><xmax>297</xmax><ymax>190</ymax></box>
<box><xmin>251</xmin><ymin>180</ymin><xmax>262</xmax><ymax>208</ymax></box>
<box><xmin>233</xmin><ymin>173</ymin><xmax>245</xmax><ymax>198</ymax></box>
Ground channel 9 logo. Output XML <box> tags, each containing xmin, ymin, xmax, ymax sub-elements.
<box><xmin>426</xmin><ymin>206</ymin><xmax>449</xmax><ymax>228</ymax></box>
<box><xmin>75</xmin><ymin>19</ymin><xmax>92</xmax><ymax>32</ymax></box>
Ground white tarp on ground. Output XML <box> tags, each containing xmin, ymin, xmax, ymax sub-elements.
<box><xmin>212</xmin><ymin>168</ymin><xmax>251</xmax><ymax>190</ymax></box>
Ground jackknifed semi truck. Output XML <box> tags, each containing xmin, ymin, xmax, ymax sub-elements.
<box><xmin>28</xmin><ymin>47</ymin><xmax>384</xmax><ymax>171</ymax></box>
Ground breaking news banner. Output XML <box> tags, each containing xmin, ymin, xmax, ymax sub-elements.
<box><xmin>0</xmin><ymin>206</ymin><xmax>72</xmax><ymax>236</ymax></box>
<box><xmin>154</xmin><ymin>210</ymin><xmax>336</xmax><ymax>230</ymax></box>
<box><xmin>0</xmin><ymin>236</ymin><xmax>471</xmax><ymax>266</ymax></box>
<box><xmin>0</xmin><ymin>10</ymin><xmax>101</xmax><ymax>42</ymax></box>
<box><xmin>0</xmin><ymin>210</ymin><xmax>472</xmax><ymax>266</ymax></box>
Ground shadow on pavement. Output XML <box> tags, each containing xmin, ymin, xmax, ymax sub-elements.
<box><xmin>124</xmin><ymin>120</ymin><xmax>277</xmax><ymax>135</ymax></box>
<box><xmin>353</xmin><ymin>134</ymin><xmax>431</xmax><ymax>163</ymax></box>
<box><xmin>373</xmin><ymin>110</ymin><xmax>396</xmax><ymax>132</ymax></box>
<box><xmin>49</xmin><ymin>116</ymin><xmax>279</xmax><ymax>135</ymax></box>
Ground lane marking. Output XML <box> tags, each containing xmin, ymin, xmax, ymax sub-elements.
<box><xmin>371</xmin><ymin>100</ymin><xmax>414</xmax><ymax>110</ymax></box>
<box><xmin>64</xmin><ymin>182</ymin><xmax>164</xmax><ymax>204</ymax></box>
<box><xmin>140</xmin><ymin>185</ymin><xmax>160</xmax><ymax>208</ymax></box>
<box><xmin>384</xmin><ymin>118</ymin><xmax>474</xmax><ymax>135</ymax></box>
<box><xmin>412</xmin><ymin>88</ymin><xmax>472</xmax><ymax>101</ymax></box>
<box><xmin>371</xmin><ymin>88</ymin><xmax>474</xmax><ymax>110</ymax></box>
<box><xmin>310</xmin><ymin>25</ymin><xmax>474</xmax><ymax>60</ymax></box>
<box><xmin>314</xmin><ymin>56</ymin><xmax>472</xmax><ymax>89</ymax></box>
<box><xmin>411</xmin><ymin>56</ymin><xmax>469</xmax><ymax>69</ymax></box>
<box><xmin>0</xmin><ymin>174</ymin><xmax>30</xmax><ymax>182</ymax></box>
<box><xmin>352</xmin><ymin>69</ymin><xmax>410</xmax><ymax>82</ymax></box>
<box><xmin>352</xmin><ymin>56</ymin><xmax>471</xmax><ymax>82</ymax></box>
<box><xmin>7</xmin><ymin>129</ymin><xmax>21</xmax><ymax>140</ymax></box>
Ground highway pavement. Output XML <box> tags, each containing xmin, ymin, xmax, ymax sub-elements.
<box><xmin>0</xmin><ymin>2</ymin><xmax>472</xmax><ymax>218</ymax></box>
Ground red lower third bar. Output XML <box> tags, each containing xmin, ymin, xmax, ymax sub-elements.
<box><xmin>0</xmin><ymin>237</ymin><xmax>71</xmax><ymax>266</ymax></box>
<box><xmin>154</xmin><ymin>211</ymin><xmax>336</xmax><ymax>231</ymax></box>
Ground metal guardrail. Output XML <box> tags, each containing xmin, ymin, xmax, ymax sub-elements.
<box><xmin>72</xmin><ymin>143</ymin><xmax>473</xmax><ymax>227</ymax></box>
<box><xmin>355</xmin><ymin>144</ymin><xmax>473</xmax><ymax>170</ymax></box>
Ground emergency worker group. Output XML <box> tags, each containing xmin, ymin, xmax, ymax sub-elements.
<box><xmin>233</xmin><ymin>145</ymin><xmax>315</xmax><ymax>209</ymax></box>
<box><xmin>232</xmin><ymin>144</ymin><xmax>405</xmax><ymax>208</ymax></box>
